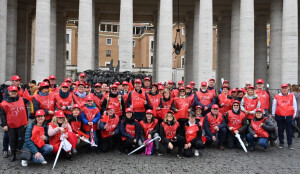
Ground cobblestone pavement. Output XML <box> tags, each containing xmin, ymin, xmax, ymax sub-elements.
<box><xmin>0</xmin><ymin>128</ymin><xmax>300</xmax><ymax>174</ymax></box>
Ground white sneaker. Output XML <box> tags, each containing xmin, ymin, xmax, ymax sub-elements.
<box><xmin>21</xmin><ymin>160</ymin><xmax>28</xmax><ymax>167</ymax></box>
<box><xmin>194</xmin><ymin>150</ymin><xmax>199</xmax><ymax>157</ymax></box>
<box><xmin>41</xmin><ymin>160</ymin><xmax>47</xmax><ymax>164</ymax></box>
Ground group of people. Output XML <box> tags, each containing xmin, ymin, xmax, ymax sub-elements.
<box><xmin>0</xmin><ymin>73</ymin><xmax>298</xmax><ymax>167</ymax></box>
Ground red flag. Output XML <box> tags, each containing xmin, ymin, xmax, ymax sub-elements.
<box><xmin>128</xmin><ymin>80</ymin><xmax>134</xmax><ymax>91</ymax></box>
<box><xmin>23</xmin><ymin>88</ymin><xmax>33</xmax><ymax>102</ymax></box>
<box><xmin>100</xmin><ymin>115</ymin><xmax>109</xmax><ymax>123</ymax></box>
<box><xmin>78</xmin><ymin>130</ymin><xmax>90</xmax><ymax>139</ymax></box>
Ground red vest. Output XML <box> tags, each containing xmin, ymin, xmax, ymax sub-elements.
<box><xmin>49</xmin><ymin>122</ymin><xmax>68</xmax><ymax>146</ymax></box>
<box><xmin>243</xmin><ymin>97</ymin><xmax>260</xmax><ymax>120</ymax></box>
<box><xmin>142</xmin><ymin>88</ymin><xmax>151</xmax><ymax>93</ymax></box>
<box><xmin>51</xmin><ymin>86</ymin><xmax>59</xmax><ymax>94</ymax></box>
<box><xmin>72</xmin><ymin>93</ymin><xmax>86</xmax><ymax>108</ymax></box>
<box><xmin>161</xmin><ymin>122</ymin><xmax>179</xmax><ymax>140</ymax></box>
<box><xmin>227</xmin><ymin>110</ymin><xmax>245</xmax><ymax>133</ymax></box>
<box><xmin>31</xmin><ymin>125</ymin><xmax>45</xmax><ymax>148</ymax></box>
<box><xmin>207</xmin><ymin>88</ymin><xmax>216</xmax><ymax>97</ymax></box>
<box><xmin>93</xmin><ymin>94</ymin><xmax>102</xmax><ymax>110</ymax></box>
<box><xmin>34</xmin><ymin>93</ymin><xmax>55</xmax><ymax>121</ymax></box>
<box><xmin>106</xmin><ymin>95</ymin><xmax>122</xmax><ymax>117</ymax></box>
<box><xmin>54</xmin><ymin>93</ymin><xmax>73</xmax><ymax>115</ymax></box>
<box><xmin>122</xmin><ymin>93</ymin><xmax>129</xmax><ymax>108</ymax></box>
<box><xmin>140</xmin><ymin>119</ymin><xmax>158</xmax><ymax>139</ymax></box>
<box><xmin>275</xmin><ymin>93</ymin><xmax>294</xmax><ymax>116</ymax></box>
<box><xmin>251</xmin><ymin>118</ymin><xmax>269</xmax><ymax>138</ymax></box>
<box><xmin>1</xmin><ymin>97</ymin><xmax>27</xmax><ymax>128</ymax></box>
<box><xmin>18</xmin><ymin>88</ymin><xmax>24</xmax><ymax>97</ymax></box>
<box><xmin>185</xmin><ymin>124</ymin><xmax>199</xmax><ymax>143</ymax></box>
<box><xmin>171</xmin><ymin>89</ymin><xmax>179</xmax><ymax>98</ymax></box>
<box><xmin>70</xmin><ymin>120</ymin><xmax>81</xmax><ymax>134</ymax></box>
<box><xmin>101</xmin><ymin>116</ymin><xmax>119</xmax><ymax>138</ymax></box>
<box><xmin>255</xmin><ymin>89</ymin><xmax>270</xmax><ymax>110</ymax></box>
<box><xmin>121</xmin><ymin>124</ymin><xmax>136</xmax><ymax>141</ymax></box>
<box><xmin>196</xmin><ymin>116</ymin><xmax>205</xmax><ymax>130</ymax></box>
<box><xmin>147</xmin><ymin>94</ymin><xmax>162</xmax><ymax>117</ymax></box>
<box><xmin>218</xmin><ymin>93</ymin><xmax>232</xmax><ymax>115</ymax></box>
<box><xmin>82</xmin><ymin>107</ymin><xmax>99</xmax><ymax>131</ymax></box>
<box><xmin>207</xmin><ymin>112</ymin><xmax>223</xmax><ymax>134</ymax></box>
<box><xmin>196</xmin><ymin>91</ymin><xmax>214</xmax><ymax>106</ymax></box>
<box><xmin>174</xmin><ymin>97</ymin><xmax>192</xmax><ymax>120</ymax></box>
<box><xmin>131</xmin><ymin>90</ymin><xmax>146</xmax><ymax>112</ymax></box>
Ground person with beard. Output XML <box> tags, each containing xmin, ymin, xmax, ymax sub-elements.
<box><xmin>54</xmin><ymin>82</ymin><xmax>74</xmax><ymax>118</ymax></box>
<box><xmin>101</xmin><ymin>84</ymin><xmax>125</xmax><ymax>118</ymax></box>
<box><xmin>194</xmin><ymin>81</ymin><xmax>216</xmax><ymax>116</ymax></box>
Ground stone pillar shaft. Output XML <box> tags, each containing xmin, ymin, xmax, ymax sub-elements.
<box><xmin>184</xmin><ymin>15</ymin><xmax>194</xmax><ymax>84</ymax></box>
<box><xmin>0</xmin><ymin>0</ymin><xmax>7</xmax><ymax>83</ymax></box>
<box><xmin>192</xmin><ymin>0</ymin><xmax>200</xmax><ymax>86</ymax></box>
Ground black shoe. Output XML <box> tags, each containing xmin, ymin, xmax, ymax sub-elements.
<box><xmin>3</xmin><ymin>151</ymin><xmax>8</xmax><ymax>158</ymax></box>
<box><xmin>248</xmin><ymin>146</ymin><xmax>255</xmax><ymax>151</ymax></box>
<box><xmin>270</xmin><ymin>140</ymin><xmax>276</xmax><ymax>147</ymax></box>
<box><xmin>10</xmin><ymin>154</ymin><xmax>16</xmax><ymax>162</ymax></box>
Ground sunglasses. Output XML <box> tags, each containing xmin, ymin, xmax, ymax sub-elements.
<box><xmin>84</xmin><ymin>87</ymin><xmax>89</xmax><ymax>88</ymax></box>
<box><xmin>111</xmin><ymin>88</ymin><xmax>118</xmax><ymax>91</ymax></box>
<box><xmin>62</xmin><ymin>87</ymin><xmax>68</xmax><ymax>89</ymax></box>
<box><xmin>233</xmin><ymin>105</ymin><xmax>239</xmax><ymax>106</ymax></box>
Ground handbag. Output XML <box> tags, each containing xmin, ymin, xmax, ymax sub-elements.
<box><xmin>20</xmin><ymin>149</ymin><xmax>32</xmax><ymax>161</ymax></box>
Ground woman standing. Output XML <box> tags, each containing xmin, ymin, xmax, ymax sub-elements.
<box><xmin>73</xmin><ymin>83</ymin><xmax>87</xmax><ymax>108</ymax></box>
<box><xmin>54</xmin><ymin>82</ymin><xmax>73</xmax><ymax>117</ymax></box>
<box><xmin>241</xmin><ymin>86</ymin><xmax>261</xmax><ymax>120</ymax></box>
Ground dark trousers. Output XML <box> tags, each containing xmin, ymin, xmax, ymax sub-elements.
<box><xmin>227</xmin><ymin>132</ymin><xmax>244</xmax><ymax>149</ymax></box>
<box><xmin>276</xmin><ymin>115</ymin><xmax>293</xmax><ymax>146</ymax></box>
<box><xmin>133</xmin><ymin>112</ymin><xmax>146</xmax><ymax>122</ymax></box>
<box><xmin>8</xmin><ymin>126</ymin><xmax>25</xmax><ymax>154</ymax></box>
<box><xmin>160</xmin><ymin>136</ymin><xmax>185</xmax><ymax>155</ymax></box>
<box><xmin>121</xmin><ymin>138</ymin><xmax>138</xmax><ymax>153</ymax></box>
<box><xmin>206</xmin><ymin>127</ymin><xmax>227</xmax><ymax>146</ymax></box>
<box><xmin>2</xmin><ymin>131</ymin><xmax>9</xmax><ymax>151</ymax></box>
<box><xmin>178</xmin><ymin>118</ymin><xmax>188</xmax><ymax>129</ymax></box>
<box><xmin>101</xmin><ymin>134</ymin><xmax>121</xmax><ymax>152</ymax></box>
<box><xmin>182</xmin><ymin>138</ymin><xmax>204</xmax><ymax>157</ymax></box>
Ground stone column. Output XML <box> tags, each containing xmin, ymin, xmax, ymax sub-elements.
<box><xmin>77</xmin><ymin>0</ymin><xmax>95</xmax><ymax>72</ymax></box>
<box><xmin>281</xmin><ymin>0</ymin><xmax>298</xmax><ymax>84</ymax></box>
<box><xmin>6</xmin><ymin>0</ymin><xmax>17</xmax><ymax>80</ymax></box>
<box><xmin>239</xmin><ymin>0</ymin><xmax>254</xmax><ymax>87</ymax></box>
<box><xmin>119</xmin><ymin>0</ymin><xmax>133</xmax><ymax>72</ymax></box>
<box><xmin>0</xmin><ymin>0</ymin><xmax>7</xmax><ymax>83</ymax></box>
<box><xmin>269</xmin><ymin>0</ymin><xmax>282</xmax><ymax>89</ymax></box>
<box><xmin>94</xmin><ymin>19</ymin><xmax>100</xmax><ymax>70</ymax></box>
<box><xmin>26</xmin><ymin>13</ymin><xmax>33</xmax><ymax>82</ymax></box>
<box><xmin>192</xmin><ymin>0</ymin><xmax>200</xmax><ymax>86</ymax></box>
<box><xmin>152</xmin><ymin>12</ymin><xmax>158</xmax><ymax>82</ymax></box>
<box><xmin>184</xmin><ymin>13</ymin><xmax>194</xmax><ymax>84</ymax></box>
<box><xmin>254</xmin><ymin>12</ymin><xmax>268</xmax><ymax>82</ymax></box>
<box><xmin>198</xmin><ymin>0</ymin><xmax>213</xmax><ymax>85</ymax></box>
<box><xmin>230</xmin><ymin>0</ymin><xmax>240</xmax><ymax>88</ymax></box>
<box><xmin>56</xmin><ymin>10</ymin><xmax>66</xmax><ymax>84</ymax></box>
<box><xmin>33</xmin><ymin>0</ymin><xmax>56</xmax><ymax>82</ymax></box>
<box><xmin>156</xmin><ymin>0</ymin><xmax>173</xmax><ymax>82</ymax></box>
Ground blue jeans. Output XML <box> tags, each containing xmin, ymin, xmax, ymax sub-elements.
<box><xmin>85</xmin><ymin>131</ymin><xmax>98</xmax><ymax>146</ymax></box>
<box><xmin>246</xmin><ymin>133</ymin><xmax>268</xmax><ymax>148</ymax></box>
<box><xmin>2</xmin><ymin>131</ymin><xmax>9</xmax><ymax>151</ymax></box>
<box><xmin>32</xmin><ymin>144</ymin><xmax>53</xmax><ymax>163</ymax></box>
<box><xmin>276</xmin><ymin>115</ymin><xmax>293</xmax><ymax>146</ymax></box>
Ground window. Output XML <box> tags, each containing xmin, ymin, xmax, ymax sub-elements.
<box><xmin>151</xmin><ymin>56</ymin><xmax>153</xmax><ymax>64</ymax></box>
<box><xmin>66</xmin><ymin>34</ymin><xmax>70</xmax><ymax>43</ymax></box>
<box><xmin>181</xmin><ymin>56</ymin><xmax>184</xmax><ymax>68</ymax></box>
<box><xmin>100</xmin><ymin>24</ymin><xmax>105</xmax><ymax>32</ymax></box>
<box><xmin>151</xmin><ymin>41</ymin><xmax>154</xmax><ymax>50</ymax></box>
<box><xmin>107</xmin><ymin>25</ymin><xmax>112</xmax><ymax>32</ymax></box>
<box><xmin>182</xmin><ymin>42</ymin><xmax>185</xmax><ymax>50</ymax></box>
<box><xmin>106</xmin><ymin>50</ymin><xmax>111</xmax><ymax>57</ymax></box>
<box><xmin>106</xmin><ymin>63</ymin><xmax>110</xmax><ymax>67</ymax></box>
<box><xmin>182</xmin><ymin>27</ymin><xmax>185</xmax><ymax>35</ymax></box>
<box><xmin>66</xmin><ymin>51</ymin><xmax>69</xmax><ymax>60</ymax></box>
<box><xmin>132</xmin><ymin>52</ymin><xmax>135</xmax><ymax>58</ymax></box>
<box><xmin>113</xmin><ymin>25</ymin><xmax>118</xmax><ymax>32</ymax></box>
<box><xmin>106</xmin><ymin>38</ymin><xmax>112</xmax><ymax>45</ymax></box>
<box><xmin>133</xmin><ymin>40</ymin><xmax>136</xmax><ymax>47</ymax></box>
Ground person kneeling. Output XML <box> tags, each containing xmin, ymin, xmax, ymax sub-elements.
<box><xmin>21</xmin><ymin>110</ymin><xmax>53</xmax><ymax>166</ymax></box>
<box><xmin>247</xmin><ymin>108</ymin><xmax>275</xmax><ymax>151</ymax></box>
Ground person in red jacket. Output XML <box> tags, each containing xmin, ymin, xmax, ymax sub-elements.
<box><xmin>255</xmin><ymin>79</ymin><xmax>270</xmax><ymax>114</ymax></box>
<box><xmin>218</xmin><ymin>85</ymin><xmax>232</xmax><ymax>115</ymax></box>
<box><xmin>54</xmin><ymin>82</ymin><xmax>73</xmax><ymax>117</ymax></box>
<box><xmin>1</xmin><ymin>86</ymin><xmax>28</xmax><ymax>162</ymax></box>
<box><xmin>225</xmin><ymin>100</ymin><xmax>247</xmax><ymax>149</ymax></box>
<box><xmin>241</xmin><ymin>86</ymin><xmax>261</xmax><ymax>120</ymax></box>
<box><xmin>194</xmin><ymin>81</ymin><xmax>216</xmax><ymax>116</ymax></box>
<box><xmin>247</xmin><ymin>108</ymin><xmax>275</xmax><ymax>151</ymax></box>
<box><xmin>171</xmin><ymin>80</ymin><xmax>184</xmax><ymax>98</ymax></box>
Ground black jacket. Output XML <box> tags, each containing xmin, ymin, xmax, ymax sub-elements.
<box><xmin>248</xmin><ymin>116</ymin><xmax>276</xmax><ymax>136</ymax></box>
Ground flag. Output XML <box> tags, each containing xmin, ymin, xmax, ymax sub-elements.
<box><xmin>128</xmin><ymin>80</ymin><xmax>134</xmax><ymax>91</ymax></box>
<box><xmin>23</xmin><ymin>88</ymin><xmax>33</xmax><ymax>101</ymax></box>
<box><xmin>100</xmin><ymin>114</ymin><xmax>109</xmax><ymax>123</ymax></box>
<box><xmin>78</xmin><ymin>130</ymin><xmax>90</xmax><ymax>139</ymax></box>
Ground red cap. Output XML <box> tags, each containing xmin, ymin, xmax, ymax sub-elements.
<box><xmin>78</xmin><ymin>82</ymin><xmax>85</xmax><ymax>87</ymax></box>
<box><xmin>178</xmin><ymin>80</ymin><xmax>184</xmax><ymax>85</ymax></box>
<box><xmin>79</xmin><ymin>73</ymin><xmax>86</xmax><ymax>77</ymax></box>
<box><xmin>256</xmin><ymin>79</ymin><xmax>264</xmax><ymax>84</ymax></box>
<box><xmin>146</xmin><ymin>109</ymin><xmax>153</xmax><ymax>114</ymax></box>
<box><xmin>211</xmin><ymin>104</ymin><xmax>219</xmax><ymax>109</ymax></box>
<box><xmin>125</xmin><ymin>108</ymin><xmax>133</xmax><ymax>113</ymax></box>
<box><xmin>85</xmin><ymin>95</ymin><xmax>94</xmax><ymax>101</ymax></box>
<box><xmin>40</xmin><ymin>82</ymin><xmax>49</xmax><ymax>87</ymax></box>
<box><xmin>11</xmin><ymin>75</ymin><xmax>21</xmax><ymax>81</ymax></box>
<box><xmin>72</xmin><ymin>104</ymin><xmax>81</xmax><ymax>110</ymax></box>
<box><xmin>223</xmin><ymin>80</ymin><xmax>229</xmax><ymax>84</ymax></box>
<box><xmin>167</xmin><ymin>110</ymin><xmax>175</xmax><ymax>115</ymax></box>
<box><xmin>61</xmin><ymin>82</ymin><xmax>69</xmax><ymax>88</ymax></box>
<box><xmin>168</xmin><ymin>80</ymin><xmax>174</xmax><ymax>84</ymax></box>
<box><xmin>158</xmin><ymin>86</ymin><xmax>164</xmax><ymax>90</ymax></box>
<box><xmin>65</xmin><ymin>78</ymin><xmax>72</xmax><ymax>82</ymax></box>
<box><xmin>106</xmin><ymin>105</ymin><xmax>114</xmax><ymax>110</ymax></box>
<box><xmin>255</xmin><ymin>108</ymin><xmax>264</xmax><ymax>113</ymax></box>
<box><xmin>111</xmin><ymin>84</ymin><xmax>118</xmax><ymax>89</ymax></box>
<box><xmin>281</xmin><ymin>84</ymin><xmax>289</xmax><ymax>88</ymax></box>
<box><xmin>222</xmin><ymin>85</ymin><xmax>229</xmax><ymax>89</ymax></box>
<box><xmin>49</xmin><ymin>75</ymin><xmax>56</xmax><ymax>80</ymax></box>
<box><xmin>85</xmin><ymin>83</ymin><xmax>90</xmax><ymax>87</ymax></box>
<box><xmin>55</xmin><ymin>110</ymin><xmax>65</xmax><ymax>118</ymax></box>
<box><xmin>135</xmin><ymin>79</ymin><xmax>142</xmax><ymax>83</ymax></box>
<box><xmin>247</xmin><ymin>86</ymin><xmax>255</xmax><ymax>89</ymax></box>
<box><xmin>195</xmin><ymin>105</ymin><xmax>203</xmax><ymax>109</ymax></box>
<box><xmin>114</xmin><ymin>81</ymin><xmax>120</xmax><ymax>86</ymax></box>
<box><xmin>186</xmin><ymin>85</ymin><xmax>192</xmax><ymax>89</ymax></box>
<box><xmin>209</xmin><ymin>78</ymin><xmax>215</xmax><ymax>82</ymax></box>
<box><xmin>232</xmin><ymin>100</ymin><xmax>240</xmax><ymax>105</ymax></box>
<box><xmin>95</xmin><ymin>83</ymin><xmax>101</xmax><ymax>87</ymax></box>
<box><xmin>8</xmin><ymin>86</ymin><xmax>18</xmax><ymax>91</ymax></box>
<box><xmin>122</xmin><ymin>81</ymin><xmax>129</xmax><ymax>85</ymax></box>
<box><xmin>179</xmin><ymin>87</ymin><xmax>185</xmax><ymax>91</ymax></box>
<box><xmin>144</xmin><ymin>77</ymin><xmax>151</xmax><ymax>81</ymax></box>
<box><xmin>189</xmin><ymin>81</ymin><xmax>195</xmax><ymax>85</ymax></box>
<box><xmin>35</xmin><ymin>110</ymin><xmax>45</xmax><ymax>117</ymax></box>
<box><xmin>157</xmin><ymin>82</ymin><xmax>163</xmax><ymax>86</ymax></box>
<box><xmin>238</xmin><ymin>88</ymin><xmax>245</xmax><ymax>93</ymax></box>
<box><xmin>231</xmin><ymin>88</ymin><xmax>238</xmax><ymax>92</ymax></box>
<box><xmin>201</xmin><ymin>81</ymin><xmax>207</xmax><ymax>86</ymax></box>
<box><xmin>43</xmin><ymin>78</ymin><xmax>49</xmax><ymax>82</ymax></box>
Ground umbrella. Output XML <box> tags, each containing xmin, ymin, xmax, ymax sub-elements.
<box><xmin>235</xmin><ymin>133</ymin><xmax>247</xmax><ymax>153</ymax></box>
<box><xmin>128</xmin><ymin>136</ymin><xmax>161</xmax><ymax>155</ymax></box>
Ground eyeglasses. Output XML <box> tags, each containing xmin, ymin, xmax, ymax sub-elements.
<box><xmin>233</xmin><ymin>105</ymin><xmax>239</xmax><ymax>106</ymax></box>
<box><xmin>84</xmin><ymin>87</ymin><xmax>89</xmax><ymax>89</ymax></box>
<box><xmin>62</xmin><ymin>87</ymin><xmax>68</xmax><ymax>89</ymax></box>
<box><xmin>111</xmin><ymin>88</ymin><xmax>117</xmax><ymax>91</ymax></box>
<box><xmin>246</xmin><ymin>84</ymin><xmax>251</xmax><ymax>86</ymax></box>
<box><xmin>179</xmin><ymin>91</ymin><xmax>185</xmax><ymax>92</ymax></box>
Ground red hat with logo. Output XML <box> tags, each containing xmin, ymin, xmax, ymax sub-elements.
<box><xmin>8</xmin><ymin>86</ymin><xmax>18</xmax><ymax>91</ymax></box>
<box><xmin>11</xmin><ymin>75</ymin><xmax>21</xmax><ymax>81</ymax></box>
<box><xmin>211</xmin><ymin>104</ymin><xmax>219</xmax><ymax>109</ymax></box>
<box><xmin>61</xmin><ymin>82</ymin><xmax>69</xmax><ymax>88</ymax></box>
<box><xmin>122</xmin><ymin>81</ymin><xmax>129</xmax><ymax>85</ymax></box>
<box><xmin>157</xmin><ymin>82</ymin><xmax>163</xmax><ymax>86</ymax></box>
<box><xmin>111</xmin><ymin>84</ymin><xmax>118</xmax><ymax>89</ymax></box>
<box><xmin>223</xmin><ymin>80</ymin><xmax>229</xmax><ymax>84</ymax></box>
<box><xmin>231</xmin><ymin>88</ymin><xmax>238</xmax><ymax>93</ymax></box>
<box><xmin>168</xmin><ymin>80</ymin><xmax>174</xmax><ymax>84</ymax></box>
<box><xmin>179</xmin><ymin>87</ymin><xmax>185</xmax><ymax>91</ymax></box>
<box><xmin>158</xmin><ymin>86</ymin><xmax>164</xmax><ymax>90</ymax></box>
<box><xmin>77</xmin><ymin>82</ymin><xmax>85</xmax><ymax>87</ymax></box>
<box><xmin>95</xmin><ymin>83</ymin><xmax>101</xmax><ymax>87</ymax></box>
<box><xmin>255</xmin><ymin>108</ymin><xmax>264</xmax><ymax>113</ymax></box>
<box><xmin>209</xmin><ymin>78</ymin><xmax>215</xmax><ymax>82</ymax></box>
<box><xmin>72</xmin><ymin>104</ymin><xmax>81</xmax><ymax>110</ymax></box>
<box><xmin>238</xmin><ymin>88</ymin><xmax>245</xmax><ymax>93</ymax></box>
<box><xmin>65</xmin><ymin>78</ymin><xmax>72</xmax><ymax>83</ymax></box>
<box><xmin>186</xmin><ymin>85</ymin><xmax>192</xmax><ymax>89</ymax></box>
<box><xmin>247</xmin><ymin>86</ymin><xmax>255</xmax><ymax>89</ymax></box>
<box><xmin>195</xmin><ymin>105</ymin><xmax>203</xmax><ymax>110</ymax></box>
<box><xmin>144</xmin><ymin>77</ymin><xmax>151</xmax><ymax>81</ymax></box>
<box><xmin>222</xmin><ymin>85</ymin><xmax>229</xmax><ymax>89</ymax></box>
<box><xmin>135</xmin><ymin>79</ymin><xmax>142</xmax><ymax>83</ymax></box>
<box><xmin>190</xmin><ymin>81</ymin><xmax>195</xmax><ymax>85</ymax></box>
<box><xmin>49</xmin><ymin>75</ymin><xmax>56</xmax><ymax>80</ymax></box>
<box><xmin>125</xmin><ymin>108</ymin><xmax>133</xmax><ymax>113</ymax></box>
<box><xmin>178</xmin><ymin>80</ymin><xmax>184</xmax><ymax>85</ymax></box>
<box><xmin>281</xmin><ymin>84</ymin><xmax>289</xmax><ymax>88</ymax></box>
<box><xmin>114</xmin><ymin>81</ymin><xmax>120</xmax><ymax>86</ymax></box>
<box><xmin>256</xmin><ymin>79</ymin><xmax>264</xmax><ymax>84</ymax></box>
<box><xmin>201</xmin><ymin>81</ymin><xmax>207</xmax><ymax>86</ymax></box>
<box><xmin>55</xmin><ymin>110</ymin><xmax>65</xmax><ymax>118</ymax></box>
<box><xmin>85</xmin><ymin>95</ymin><xmax>94</xmax><ymax>101</ymax></box>
<box><xmin>106</xmin><ymin>105</ymin><xmax>114</xmax><ymax>110</ymax></box>
<box><xmin>146</xmin><ymin>109</ymin><xmax>153</xmax><ymax>114</ymax></box>
<box><xmin>167</xmin><ymin>110</ymin><xmax>175</xmax><ymax>115</ymax></box>
<box><xmin>40</xmin><ymin>82</ymin><xmax>49</xmax><ymax>87</ymax></box>
<box><xmin>232</xmin><ymin>100</ymin><xmax>240</xmax><ymax>105</ymax></box>
<box><xmin>35</xmin><ymin>110</ymin><xmax>45</xmax><ymax>117</ymax></box>
<box><xmin>85</xmin><ymin>83</ymin><xmax>90</xmax><ymax>87</ymax></box>
<box><xmin>79</xmin><ymin>73</ymin><xmax>86</xmax><ymax>77</ymax></box>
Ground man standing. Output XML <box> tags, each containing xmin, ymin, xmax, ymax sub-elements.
<box><xmin>49</xmin><ymin>75</ymin><xmax>59</xmax><ymax>93</ymax></box>
<box><xmin>255</xmin><ymin>79</ymin><xmax>270</xmax><ymax>114</ymax></box>
<box><xmin>194</xmin><ymin>81</ymin><xmax>216</xmax><ymax>115</ymax></box>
